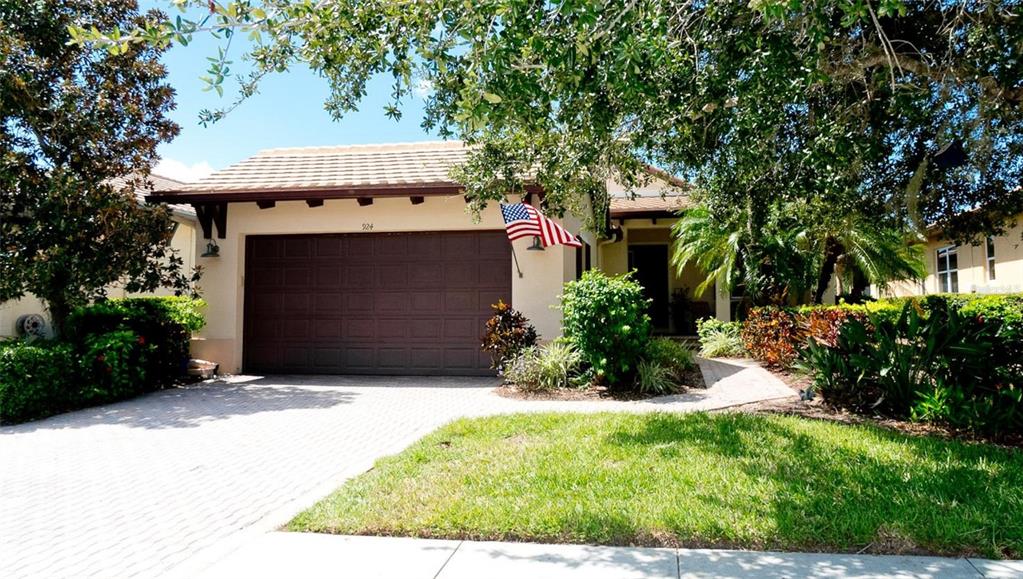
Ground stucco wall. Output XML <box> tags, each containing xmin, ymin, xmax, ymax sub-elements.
<box><xmin>189</xmin><ymin>196</ymin><xmax>577</xmax><ymax>372</ymax></box>
<box><xmin>0</xmin><ymin>216</ymin><xmax>197</xmax><ymax>337</ymax></box>
<box><xmin>880</xmin><ymin>218</ymin><xmax>1023</xmax><ymax>298</ymax></box>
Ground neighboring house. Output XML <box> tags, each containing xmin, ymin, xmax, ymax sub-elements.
<box><xmin>146</xmin><ymin>141</ymin><xmax>740</xmax><ymax>376</ymax></box>
<box><xmin>880</xmin><ymin>216</ymin><xmax>1023</xmax><ymax>298</ymax></box>
<box><xmin>0</xmin><ymin>174</ymin><xmax>199</xmax><ymax>338</ymax></box>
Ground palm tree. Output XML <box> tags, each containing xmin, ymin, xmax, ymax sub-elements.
<box><xmin>808</xmin><ymin>213</ymin><xmax>927</xmax><ymax>304</ymax></box>
<box><xmin>670</xmin><ymin>205</ymin><xmax>815</xmax><ymax>307</ymax></box>
<box><xmin>672</xmin><ymin>203</ymin><xmax>926</xmax><ymax>307</ymax></box>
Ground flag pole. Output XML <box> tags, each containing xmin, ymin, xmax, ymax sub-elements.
<box><xmin>510</xmin><ymin>244</ymin><xmax>524</xmax><ymax>278</ymax></box>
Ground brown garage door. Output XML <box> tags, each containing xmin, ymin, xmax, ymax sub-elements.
<box><xmin>243</xmin><ymin>231</ymin><xmax>512</xmax><ymax>376</ymax></box>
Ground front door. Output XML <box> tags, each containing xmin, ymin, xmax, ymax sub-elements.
<box><xmin>628</xmin><ymin>244</ymin><xmax>670</xmax><ymax>331</ymax></box>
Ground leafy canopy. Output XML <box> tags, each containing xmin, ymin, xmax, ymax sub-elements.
<box><xmin>75</xmin><ymin>0</ymin><xmax>1023</xmax><ymax>240</ymax></box>
<box><xmin>1</xmin><ymin>0</ymin><xmax>198</xmax><ymax>332</ymax></box>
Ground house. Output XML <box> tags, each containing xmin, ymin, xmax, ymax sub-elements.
<box><xmin>146</xmin><ymin>141</ymin><xmax>737</xmax><ymax>376</ymax></box>
<box><xmin>0</xmin><ymin>174</ymin><xmax>199</xmax><ymax>337</ymax></box>
<box><xmin>879</xmin><ymin>216</ymin><xmax>1023</xmax><ymax>298</ymax></box>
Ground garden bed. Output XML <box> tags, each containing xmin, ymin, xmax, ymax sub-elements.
<box><xmin>496</xmin><ymin>366</ymin><xmax>706</xmax><ymax>401</ymax></box>
<box><xmin>288</xmin><ymin>412</ymin><xmax>1023</xmax><ymax>558</ymax></box>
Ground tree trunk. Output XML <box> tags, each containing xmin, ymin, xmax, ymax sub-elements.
<box><xmin>813</xmin><ymin>237</ymin><xmax>842</xmax><ymax>304</ymax></box>
<box><xmin>42</xmin><ymin>292</ymin><xmax>72</xmax><ymax>339</ymax></box>
<box><xmin>848</xmin><ymin>267</ymin><xmax>870</xmax><ymax>303</ymax></box>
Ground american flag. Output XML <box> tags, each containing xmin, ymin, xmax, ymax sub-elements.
<box><xmin>500</xmin><ymin>203</ymin><xmax>582</xmax><ymax>248</ymax></box>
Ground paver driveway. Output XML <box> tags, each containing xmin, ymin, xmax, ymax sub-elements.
<box><xmin>0</xmin><ymin>360</ymin><xmax>794</xmax><ymax>579</ymax></box>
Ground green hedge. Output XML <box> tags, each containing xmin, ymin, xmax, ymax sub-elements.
<box><xmin>0</xmin><ymin>297</ymin><xmax>206</xmax><ymax>424</ymax></box>
<box><xmin>0</xmin><ymin>341</ymin><xmax>77</xmax><ymax>422</ymax></box>
<box><xmin>742</xmin><ymin>294</ymin><xmax>1023</xmax><ymax>436</ymax></box>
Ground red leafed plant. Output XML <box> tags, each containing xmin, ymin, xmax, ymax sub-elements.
<box><xmin>481</xmin><ymin>300</ymin><xmax>538</xmax><ymax>371</ymax></box>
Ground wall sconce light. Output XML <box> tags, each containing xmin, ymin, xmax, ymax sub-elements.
<box><xmin>527</xmin><ymin>236</ymin><xmax>545</xmax><ymax>251</ymax></box>
<box><xmin>201</xmin><ymin>240</ymin><xmax>220</xmax><ymax>258</ymax></box>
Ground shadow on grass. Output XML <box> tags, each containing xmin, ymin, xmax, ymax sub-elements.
<box><xmin>606</xmin><ymin>413</ymin><xmax>1023</xmax><ymax>558</ymax></box>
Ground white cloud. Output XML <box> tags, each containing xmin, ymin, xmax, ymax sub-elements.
<box><xmin>154</xmin><ymin>158</ymin><xmax>215</xmax><ymax>183</ymax></box>
<box><xmin>413</xmin><ymin>78</ymin><xmax>434</xmax><ymax>99</ymax></box>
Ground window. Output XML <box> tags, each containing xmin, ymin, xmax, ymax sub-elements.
<box><xmin>936</xmin><ymin>245</ymin><xmax>959</xmax><ymax>293</ymax></box>
<box><xmin>987</xmin><ymin>236</ymin><xmax>996</xmax><ymax>281</ymax></box>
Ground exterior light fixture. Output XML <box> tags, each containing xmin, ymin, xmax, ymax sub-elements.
<box><xmin>201</xmin><ymin>240</ymin><xmax>220</xmax><ymax>258</ymax></box>
<box><xmin>527</xmin><ymin>236</ymin><xmax>545</xmax><ymax>251</ymax></box>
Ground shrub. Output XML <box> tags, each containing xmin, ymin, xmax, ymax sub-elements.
<box><xmin>0</xmin><ymin>340</ymin><xmax>78</xmax><ymax>423</ymax></box>
<box><xmin>799</xmin><ymin>302</ymin><xmax>1023</xmax><ymax>435</ymax></box>
<box><xmin>696</xmin><ymin>318</ymin><xmax>745</xmax><ymax>358</ymax></box>
<box><xmin>503</xmin><ymin>342</ymin><xmax>583</xmax><ymax>392</ymax></box>
<box><xmin>481</xmin><ymin>300</ymin><xmax>538</xmax><ymax>370</ymax></box>
<box><xmin>744</xmin><ymin>306</ymin><xmax>870</xmax><ymax>367</ymax></box>
<box><xmin>644</xmin><ymin>338</ymin><xmax>695</xmax><ymax>379</ymax></box>
<box><xmin>742</xmin><ymin>307</ymin><xmax>804</xmax><ymax>367</ymax></box>
<box><xmin>66</xmin><ymin>296</ymin><xmax>205</xmax><ymax>387</ymax></box>
<box><xmin>81</xmin><ymin>330</ymin><xmax>150</xmax><ymax>404</ymax></box>
<box><xmin>560</xmin><ymin>270</ymin><xmax>651</xmax><ymax>385</ymax></box>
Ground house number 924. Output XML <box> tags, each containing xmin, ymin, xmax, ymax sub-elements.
<box><xmin>361</xmin><ymin>223</ymin><xmax>374</xmax><ymax>231</ymax></box>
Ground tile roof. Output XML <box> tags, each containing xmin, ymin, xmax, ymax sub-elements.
<box><xmin>109</xmin><ymin>173</ymin><xmax>196</xmax><ymax>219</ymax></box>
<box><xmin>170</xmin><ymin>141</ymin><xmax>470</xmax><ymax>195</ymax></box>
<box><xmin>609</xmin><ymin>194</ymin><xmax>691</xmax><ymax>217</ymax></box>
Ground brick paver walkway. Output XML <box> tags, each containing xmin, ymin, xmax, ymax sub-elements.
<box><xmin>0</xmin><ymin>358</ymin><xmax>793</xmax><ymax>579</ymax></box>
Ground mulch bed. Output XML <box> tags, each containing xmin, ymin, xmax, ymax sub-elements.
<box><xmin>728</xmin><ymin>367</ymin><xmax>1023</xmax><ymax>449</ymax></box>
<box><xmin>496</xmin><ymin>366</ymin><xmax>706</xmax><ymax>402</ymax></box>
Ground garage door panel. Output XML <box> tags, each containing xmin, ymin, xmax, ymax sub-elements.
<box><xmin>345</xmin><ymin>293</ymin><xmax>374</xmax><ymax>313</ymax></box>
<box><xmin>346</xmin><ymin>266</ymin><xmax>375</xmax><ymax>288</ymax></box>
<box><xmin>378</xmin><ymin>348</ymin><xmax>409</xmax><ymax>369</ymax></box>
<box><xmin>409</xmin><ymin>319</ymin><xmax>442</xmax><ymax>339</ymax></box>
<box><xmin>244</xmin><ymin>231</ymin><xmax>510</xmax><ymax>375</ymax></box>
<box><xmin>344</xmin><ymin>318</ymin><xmax>375</xmax><ymax>338</ymax></box>
<box><xmin>315</xmin><ymin>266</ymin><xmax>342</xmax><ymax>287</ymax></box>
<box><xmin>313</xmin><ymin>319</ymin><xmax>341</xmax><ymax>338</ymax></box>
<box><xmin>286</xmin><ymin>238</ymin><xmax>313</xmax><ymax>258</ymax></box>
<box><xmin>346</xmin><ymin>348</ymin><xmax>375</xmax><ymax>369</ymax></box>
<box><xmin>378</xmin><ymin>264</ymin><xmax>408</xmax><ymax>286</ymax></box>
<box><xmin>315</xmin><ymin>237</ymin><xmax>342</xmax><ymax>257</ymax></box>
<box><xmin>409</xmin><ymin>263</ymin><xmax>443</xmax><ymax>287</ymax></box>
<box><xmin>377</xmin><ymin>319</ymin><xmax>407</xmax><ymax>338</ymax></box>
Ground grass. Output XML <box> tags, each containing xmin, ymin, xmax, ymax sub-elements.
<box><xmin>288</xmin><ymin>412</ymin><xmax>1023</xmax><ymax>558</ymax></box>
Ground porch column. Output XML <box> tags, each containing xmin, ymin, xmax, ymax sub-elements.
<box><xmin>714</xmin><ymin>282</ymin><xmax>731</xmax><ymax>322</ymax></box>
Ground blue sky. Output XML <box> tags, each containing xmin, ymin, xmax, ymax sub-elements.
<box><xmin>152</xmin><ymin>9</ymin><xmax>435</xmax><ymax>180</ymax></box>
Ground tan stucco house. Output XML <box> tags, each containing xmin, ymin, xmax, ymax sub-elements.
<box><xmin>146</xmin><ymin>141</ymin><xmax>734</xmax><ymax>376</ymax></box>
<box><xmin>880</xmin><ymin>216</ymin><xmax>1023</xmax><ymax>298</ymax></box>
<box><xmin>0</xmin><ymin>174</ymin><xmax>199</xmax><ymax>338</ymax></box>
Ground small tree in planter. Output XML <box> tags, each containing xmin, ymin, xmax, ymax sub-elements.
<box><xmin>481</xmin><ymin>300</ymin><xmax>538</xmax><ymax>371</ymax></box>
<box><xmin>560</xmin><ymin>271</ymin><xmax>652</xmax><ymax>386</ymax></box>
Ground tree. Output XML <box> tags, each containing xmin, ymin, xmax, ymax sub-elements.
<box><xmin>0</xmin><ymin>0</ymin><xmax>196</xmax><ymax>334</ymax></box>
<box><xmin>76</xmin><ymin>0</ymin><xmax>1023</xmax><ymax>241</ymax></box>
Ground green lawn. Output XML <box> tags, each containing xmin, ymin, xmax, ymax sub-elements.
<box><xmin>289</xmin><ymin>412</ymin><xmax>1023</xmax><ymax>558</ymax></box>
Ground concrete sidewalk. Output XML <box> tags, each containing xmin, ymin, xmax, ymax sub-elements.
<box><xmin>196</xmin><ymin>533</ymin><xmax>1023</xmax><ymax>579</ymax></box>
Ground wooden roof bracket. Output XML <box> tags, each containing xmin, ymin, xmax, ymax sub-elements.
<box><xmin>193</xmin><ymin>202</ymin><xmax>228</xmax><ymax>239</ymax></box>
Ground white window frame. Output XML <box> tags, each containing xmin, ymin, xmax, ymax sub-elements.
<box><xmin>936</xmin><ymin>245</ymin><xmax>959</xmax><ymax>293</ymax></box>
<box><xmin>986</xmin><ymin>236</ymin><xmax>996</xmax><ymax>281</ymax></box>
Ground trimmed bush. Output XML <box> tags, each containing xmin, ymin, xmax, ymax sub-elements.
<box><xmin>0</xmin><ymin>296</ymin><xmax>206</xmax><ymax>424</ymax></box>
<box><xmin>696</xmin><ymin>318</ymin><xmax>745</xmax><ymax>358</ymax></box>
<box><xmin>481</xmin><ymin>300</ymin><xmax>538</xmax><ymax>371</ymax></box>
<box><xmin>66</xmin><ymin>296</ymin><xmax>206</xmax><ymax>387</ymax></box>
<box><xmin>0</xmin><ymin>340</ymin><xmax>77</xmax><ymax>423</ymax></box>
<box><xmin>81</xmin><ymin>330</ymin><xmax>150</xmax><ymax>404</ymax></box>
<box><xmin>560</xmin><ymin>270</ymin><xmax>651</xmax><ymax>386</ymax></box>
